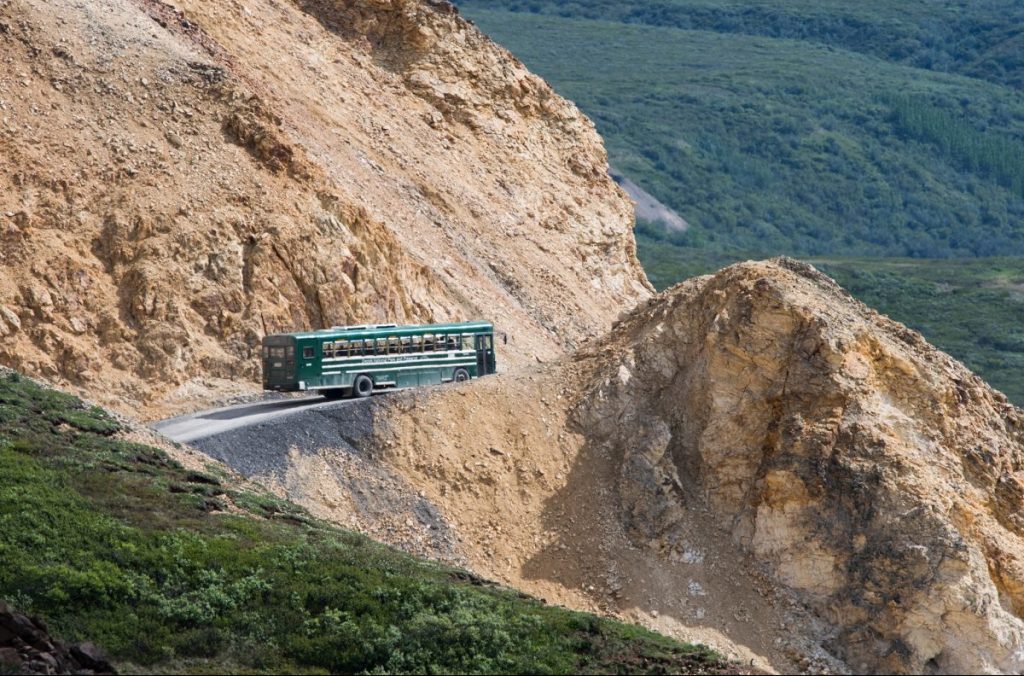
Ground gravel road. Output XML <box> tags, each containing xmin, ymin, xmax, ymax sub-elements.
<box><xmin>153</xmin><ymin>395</ymin><xmax>362</xmax><ymax>444</ymax></box>
<box><xmin>152</xmin><ymin>391</ymin><xmax>464</xmax><ymax>563</ymax></box>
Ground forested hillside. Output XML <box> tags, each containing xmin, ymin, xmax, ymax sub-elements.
<box><xmin>465</xmin><ymin>0</ymin><xmax>1024</xmax><ymax>89</ymax></box>
<box><xmin>458</xmin><ymin>3</ymin><xmax>1024</xmax><ymax>258</ymax></box>
<box><xmin>456</xmin><ymin>0</ymin><xmax>1024</xmax><ymax>404</ymax></box>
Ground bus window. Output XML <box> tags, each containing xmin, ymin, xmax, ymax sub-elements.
<box><xmin>447</xmin><ymin>335</ymin><xmax>458</xmax><ymax>351</ymax></box>
<box><xmin>262</xmin><ymin>346</ymin><xmax>269</xmax><ymax>358</ymax></box>
<box><xmin>364</xmin><ymin>339</ymin><xmax>375</xmax><ymax>355</ymax></box>
<box><xmin>400</xmin><ymin>337</ymin><xmax>412</xmax><ymax>353</ymax></box>
<box><xmin>303</xmin><ymin>346</ymin><xmax>315</xmax><ymax>359</ymax></box>
<box><xmin>388</xmin><ymin>336</ymin><xmax>401</xmax><ymax>354</ymax></box>
<box><xmin>323</xmin><ymin>342</ymin><xmax>333</xmax><ymax>358</ymax></box>
<box><xmin>485</xmin><ymin>335</ymin><xmax>493</xmax><ymax>349</ymax></box>
<box><xmin>376</xmin><ymin>338</ymin><xmax>388</xmax><ymax>354</ymax></box>
<box><xmin>435</xmin><ymin>334</ymin><xmax>446</xmax><ymax>351</ymax></box>
<box><xmin>286</xmin><ymin>345</ymin><xmax>295</xmax><ymax>357</ymax></box>
<box><xmin>423</xmin><ymin>334</ymin><xmax>434</xmax><ymax>351</ymax></box>
<box><xmin>462</xmin><ymin>335</ymin><xmax>474</xmax><ymax>350</ymax></box>
<box><xmin>411</xmin><ymin>335</ymin><xmax>422</xmax><ymax>352</ymax></box>
<box><xmin>337</xmin><ymin>340</ymin><xmax>349</xmax><ymax>357</ymax></box>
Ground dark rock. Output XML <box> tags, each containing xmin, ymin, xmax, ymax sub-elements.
<box><xmin>0</xmin><ymin>645</ymin><xmax>21</xmax><ymax>665</ymax></box>
<box><xmin>70</xmin><ymin>643</ymin><xmax>115</xmax><ymax>673</ymax></box>
<box><xmin>185</xmin><ymin>471</ymin><xmax>221</xmax><ymax>485</ymax></box>
<box><xmin>0</xmin><ymin>602</ymin><xmax>117</xmax><ymax>674</ymax></box>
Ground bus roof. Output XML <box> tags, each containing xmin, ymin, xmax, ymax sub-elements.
<box><xmin>274</xmin><ymin>321</ymin><xmax>494</xmax><ymax>342</ymax></box>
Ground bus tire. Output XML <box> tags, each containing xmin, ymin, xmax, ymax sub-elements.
<box><xmin>321</xmin><ymin>388</ymin><xmax>347</xmax><ymax>400</ymax></box>
<box><xmin>453</xmin><ymin>368</ymin><xmax>470</xmax><ymax>384</ymax></box>
<box><xmin>352</xmin><ymin>374</ymin><xmax>374</xmax><ymax>398</ymax></box>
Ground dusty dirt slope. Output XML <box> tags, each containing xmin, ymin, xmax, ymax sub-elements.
<box><xmin>0</xmin><ymin>0</ymin><xmax>649</xmax><ymax>417</ymax></box>
<box><xmin>274</xmin><ymin>259</ymin><xmax>1022</xmax><ymax>674</ymax></box>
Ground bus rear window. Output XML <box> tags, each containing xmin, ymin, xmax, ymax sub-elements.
<box><xmin>268</xmin><ymin>347</ymin><xmax>286</xmax><ymax>359</ymax></box>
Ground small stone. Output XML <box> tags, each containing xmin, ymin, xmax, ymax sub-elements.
<box><xmin>1</xmin><ymin>307</ymin><xmax>21</xmax><ymax>331</ymax></box>
<box><xmin>0</xmin><ymin>646</ymin><xmax>20</xmax><ymax>665</ymax></box>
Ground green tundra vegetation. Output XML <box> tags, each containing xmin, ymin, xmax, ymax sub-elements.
<box><xmin>456</xmin><ymin>0</ymin><xmax>1024</xmax><ymax>405</ymax></box>
<box><xmin>0</xmin><ymin>373</ymin><xmax>729</xmax><ymax>674</ymax></box>
<box><xmin>461</xmin><ymin>0</ymin><xmax>1024</xmax><ymax>88</ymax></box>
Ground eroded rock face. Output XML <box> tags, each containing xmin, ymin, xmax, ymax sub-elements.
<box><xmin>576</xmin><ymin>259</ymin><xmax>1024</xmax><ymax>673</ymax></box>
<box><xmin>0</xmin><ymin>0</ymin><xmax>649</xmax><ymax>416</ymax></box>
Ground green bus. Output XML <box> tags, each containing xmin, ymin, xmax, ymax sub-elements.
<box><xmin>261</xmin><ymin>321</ymin><xmax>497</xmax><ymax>398</ymax></box>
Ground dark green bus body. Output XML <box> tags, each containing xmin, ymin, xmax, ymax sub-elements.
<box><xmin>262</xmin><ymin>321</ymin><xmax>496</xmax><ymax>396</ymax></box>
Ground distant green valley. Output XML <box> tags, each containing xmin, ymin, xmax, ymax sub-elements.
<box><xmin>456</xmin><ymin>0</ymin><xmax>1024</xmax><ymax>404</ymax></box>
<box><xmin>459</xmin><ymin>2</ymin><xmax>1024</xmax><ymax>258</ymax></box>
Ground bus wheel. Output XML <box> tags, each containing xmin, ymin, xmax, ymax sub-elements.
<box><xmin>453</xmin><ymin>368</ymin><xmax>470</xmax><ymax>384</ymax></box>
<box><xmin>352</xmin><ymin>374</ymin><xmax>374</xmax><ymax>398</ymax></box>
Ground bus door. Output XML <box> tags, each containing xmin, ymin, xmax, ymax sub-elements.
<box><xmin>263</xmin><ymin>341</ymin><xmax>297</xmax><ymax>390</ymax></box>
<box><xmin>475</xmin><ymin>334</ymin><xmax>494</xmax><ymax>376</ymax></box>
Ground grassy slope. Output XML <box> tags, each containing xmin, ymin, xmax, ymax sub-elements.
<box><xmin>0</xmin><ymin>373</ymin><xmax>730</xmax><ymax>674</ymax></box>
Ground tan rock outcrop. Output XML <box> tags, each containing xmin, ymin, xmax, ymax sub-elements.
<box><xmin>350</xmin><ymin>259</ymin><xmax>1024</xmax><ymax>673</ymax></box>
<box><xmin>0</xmin><ymin>0</ymin><xmax>649</xmax><ymax>416</ymax></box>
<box><xmin>574</xmin><ymin>259</ymin><xmax>1024</xmax><ymax>673</ymax></box>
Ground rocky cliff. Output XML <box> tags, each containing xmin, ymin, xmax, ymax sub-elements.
<box><xmin>0</xmin><ymin>0</ymin><xmax>649</xmax><ymax>416</ymax></box>
<box><xmin>330</xmin><ymin>259</ymin><xmax>1023</xmax><ymax>674</ymax></box>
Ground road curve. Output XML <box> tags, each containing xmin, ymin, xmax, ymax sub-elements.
<box><xmin>153</xmin><ymin>394</ymin><xmax>366</xmax><ymax>443</ymax></box>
